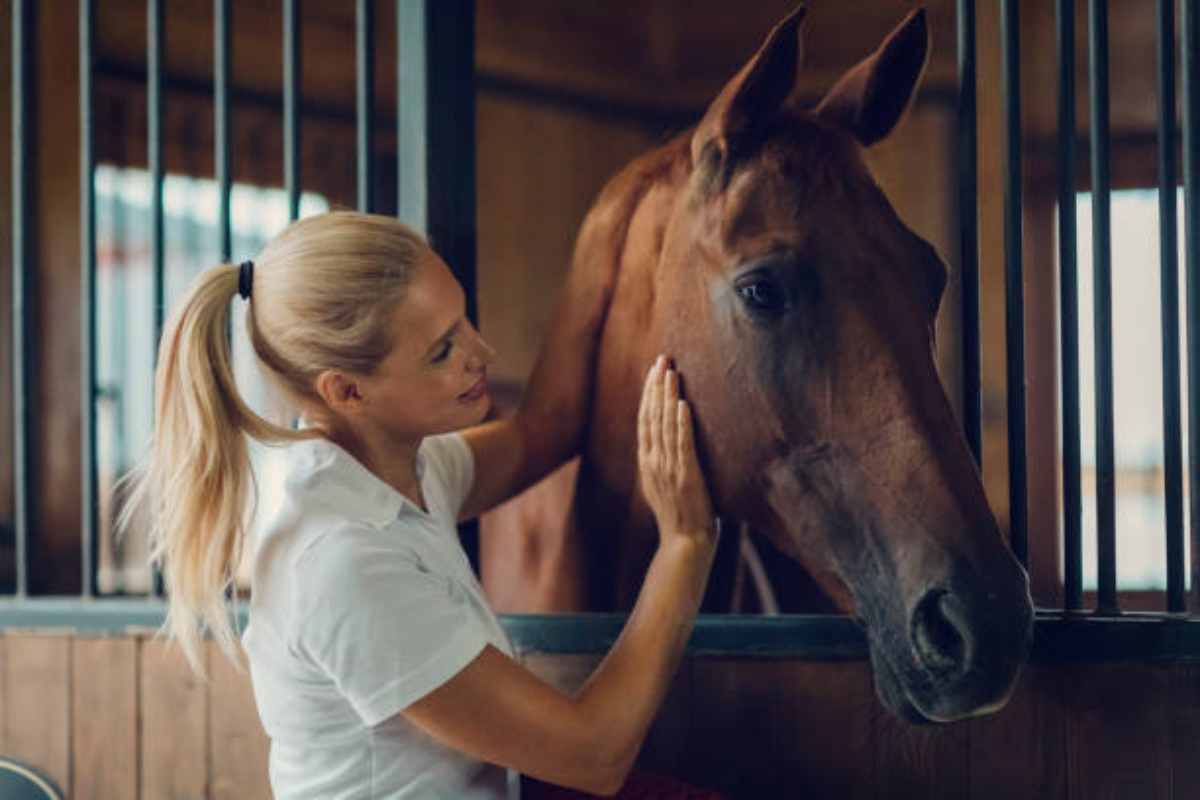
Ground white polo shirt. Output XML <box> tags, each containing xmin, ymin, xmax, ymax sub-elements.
<box><xmin>241</xmin><ymin>430</ymin><xmax>516</xmax><ymax>799</ymax></box>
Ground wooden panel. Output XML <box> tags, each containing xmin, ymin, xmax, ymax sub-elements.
<box><xmin>476</xmin><ymin>93</ymin><xmax>657</xmax><ymax>387</ymax></box>
<box><xmin>684</xmin><ymin>660</ymin><xmax>790</xmax><ymax>799</ymax></box>
<box><xmin>208</xmin><ymin>642</ymin><xmax>271</xmax><ymax>800</ymax></box>
<box><xmin>1066</xmin><ymin>664</ymin><xmax>1171</xmax><ymax>800</ymax></box>
<box><xmin>0</xmin><ymin>636</ymin><xmax>5</xmax><ymax>751</ymax></box>
<box><xmin>1170</xmin><ymin>664</ymin><xmax>1200</xmax><ymax>800</ymax></box>
<box><xmin>141</xmin><ymin>636</ymin><xmax>207</xmax><ymax>799</ymax></box>
<box><xmin>71</xmin><ymin>636</ymin><xmax>138</xmax><ymax>800</ymax></box>
<box><xmin>874</xmin><ymin>696</ymin><xmax>970</xmax><ymax>800</ymax></box>
<box><xmin>2</xmin><ymin>633</ymin><xmax>71</xmax><ymax>792</ymax></box>
<box><xmin>970</xmin><ymin>664</ymin><xmax>1067</xmax><ymax>800</ymax></box>
<box><xmin>636</xmin><ymin>657</ymin><xmax>692</xmax><ymax>778</ymax></box>
<box><xmin>770</xmin><ymin>661</ymin><xmax>874</xmax><ymax>800</ymax></box>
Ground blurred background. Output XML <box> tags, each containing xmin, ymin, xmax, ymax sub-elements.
<box><xmin>0</xmin><ymin>0</ymin><xmax>1186</xmax><ymax>613</ymax></box>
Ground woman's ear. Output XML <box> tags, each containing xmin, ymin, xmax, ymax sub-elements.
<box><xmin>315</xmin><ymin>370</ymin><xmax>365</xmax><ymax>414</ymax></box>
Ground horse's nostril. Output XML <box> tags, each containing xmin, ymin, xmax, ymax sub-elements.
<box><xmin>911</xmin><ymin>589</ymin><xmax>969</xmax><ymax>679</ymax></box>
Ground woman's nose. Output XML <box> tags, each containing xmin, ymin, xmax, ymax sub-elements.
<box><xmin>462</xmin><ymin>326</ymin><xmax>496</xmax><ymax>369</ymax></box>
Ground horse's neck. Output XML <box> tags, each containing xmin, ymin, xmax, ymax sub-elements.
<box><xmin>570</xmin><ymin>133</ymin><xmax>695</xmax><ymax>608</ymax></box>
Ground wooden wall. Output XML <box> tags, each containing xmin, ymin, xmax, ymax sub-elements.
<box><xmin>1</xmin><ymin>630</ymin><xmax>1196</xmax><ymax>799</ymax></box>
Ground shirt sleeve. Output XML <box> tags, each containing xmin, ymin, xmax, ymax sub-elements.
<box><xmin>292</xmin><ymin>529</ymin><xmax>491</xmax><ymax>727</ymax></box>
<box><xmin>422</xmin><ymin>431</ymin><xmax>476</xmax><ymax>519</ymax></box>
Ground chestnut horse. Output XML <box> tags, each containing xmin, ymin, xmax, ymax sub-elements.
<box><xmin>481</xmin><ymin>7</ymin><xmax>1033</xmax><ymax>724</ymax></box>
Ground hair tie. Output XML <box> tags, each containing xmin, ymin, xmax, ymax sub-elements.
<box><xmin>237</xmin><ymin>260</ymin><xmax>254</xmax><ymax>300</ymax></box>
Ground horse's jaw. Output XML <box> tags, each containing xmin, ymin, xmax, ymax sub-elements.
<box><xmin>762</xmin><ymin>447</ymin><xmax>1033</xmax><ymax>726</ymax></box>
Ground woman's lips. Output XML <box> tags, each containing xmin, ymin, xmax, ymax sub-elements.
<box><xmin>459</xmin><ymin>375</ymin><xmax>488</xmax><ymax>402</ymax></box>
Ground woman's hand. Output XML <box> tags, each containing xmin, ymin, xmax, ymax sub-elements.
<box><xmin>637</xmin><ymin>354</ymin><xmax>717</xmax><ymax>554</ymax></box>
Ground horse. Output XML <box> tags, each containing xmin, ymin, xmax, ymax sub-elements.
<box><xmin>480</xmin><ymin>6</ymin><xmax>1033</xmax><ymax>724</ymax></box>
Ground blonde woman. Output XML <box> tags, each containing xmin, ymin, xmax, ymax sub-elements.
<box><xmin>120</xmin><ymin>211</ymin><xmax>723</xmax><ymax>799</ymax></box>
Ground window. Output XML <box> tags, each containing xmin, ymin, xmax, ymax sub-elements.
<box><xmin>1067</xmin><ymin>188</ymin><xmax>1193</xmax><ymax>591</ymax></box>
<box><xmin>94</xmin><ymin>165</ymin><xmax>329</xmax><ymax>594</ymax></box>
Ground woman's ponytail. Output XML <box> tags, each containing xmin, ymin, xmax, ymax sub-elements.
<box><xmin>116</xmin><ymin>262</ymin><xmax>315</xmax><ymax>677</ymax></box>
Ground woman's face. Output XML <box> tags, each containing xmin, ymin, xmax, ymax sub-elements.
<box><xmin>356</xmin><ymin>249</ymin><xmax>496</xmax><ymax>439</ymax></box>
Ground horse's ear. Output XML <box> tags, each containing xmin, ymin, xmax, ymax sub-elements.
<box><xmin>690</xmin><ymin>5</ymin><xmax>807</xmax><ymax>187</ymax></box>
<box><xmin>813</xmin><ymin>8</ymin><xmax>929</xmax><ymax>147</ymax></box>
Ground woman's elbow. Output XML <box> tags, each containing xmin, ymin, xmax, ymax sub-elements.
<box><xmin>588</xmin><ymin>742</ymin><xmax>638</xmax><ymax>796</ymax></box>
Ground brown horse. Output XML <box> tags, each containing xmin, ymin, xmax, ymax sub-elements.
<box><xmin>481</xmin><ymin>6</ymin><xmax>1033</xmax><ymax>724</ymax></box>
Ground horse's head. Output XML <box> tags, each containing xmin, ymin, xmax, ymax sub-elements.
<box><xmin>664</xmin><ymin>7</ymin><xmax>1033</xmax><ymax>723</ymax></box>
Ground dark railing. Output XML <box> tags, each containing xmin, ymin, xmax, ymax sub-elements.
<box><xmin>1058</xmin><ymin>0</ymin><xmax>1084</xmax><ymax>613</ymax></box>
<box><xmin>3</xmin><ymin>2</ymin><xmax>1200</xmax><ymax>655</ymax></box>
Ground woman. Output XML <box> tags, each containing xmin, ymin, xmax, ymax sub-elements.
<box><xmin>120</xmin><ymin>211</ymin><xmax>721</xmax><ymax>798</ymax></box>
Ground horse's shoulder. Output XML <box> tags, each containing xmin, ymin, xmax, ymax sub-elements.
<box><xmin>574</xmin><ymin>130</ymin><xmax>693</xmax><ymax>264</ymax></box>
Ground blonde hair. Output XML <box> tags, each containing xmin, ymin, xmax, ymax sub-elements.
<box><xmin>116</xmin><ymin>211</ymin><xmax>430</xmax><ymax>676</ymax></box>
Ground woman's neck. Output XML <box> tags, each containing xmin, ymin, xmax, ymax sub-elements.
<box><xmin>320</xmin><ymin>421</ymin><xmax>427</xmax><ymax>511</ymax></box>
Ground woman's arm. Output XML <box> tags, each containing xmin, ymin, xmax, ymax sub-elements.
<box><xmin>457</xmin><ymin>234</ymin><xmax>616</xmax><ymax>523</ymax></box>
<box><xmin>403</xmin><ymin>539</ymin><xmax>713</xmax><ymax>794</ymax></box>
<box><xmin>407</xmin><ymin>358</ymin><xmax>718</xmax><ymax>794</ymax></box>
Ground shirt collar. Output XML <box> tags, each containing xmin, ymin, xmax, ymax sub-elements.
<box><xmin>289</xmin><ymin>429</ymin><xmax>428</xmax><ymax>529</ymax></box>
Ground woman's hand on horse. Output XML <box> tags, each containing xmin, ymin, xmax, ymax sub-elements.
<box><xmin>637</xmin><ymin>354</ymin><xmax>717</xmax><ymax>553</ymax></box>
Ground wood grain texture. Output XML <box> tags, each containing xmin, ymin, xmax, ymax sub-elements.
<box><xmin>140</xmin><ymin>636</ymin><xmax>207</xmax><ymax>799</ymax></box>
<box><xmin>2</xmin><ymin>633</ymin><xmax>71</xmax><ymax>793</ymax></box>
<box><xmin>969</xmin><ymin>664</ymin><xmax>1067</xmax><ymax>800</ymax></box>
<box><xmin>71</xmin><ymin>636</ymin><xmax>138</xmax><ymax>800</ymax></box>
<box><xmin>208</xmin><ymin>642</ymin><xmax>271</xmax><ymax>800</ymax></box>
<box><xmin>874</xmin><ymin>694</ymin><xmax>970</xmax><ymax>800</ymax></box>
<box><xmin>636</xmin><ymin>657</ymin><xmax>692</xmax><ymax>779</ymax></box>
<box><xmin>1066</xmin><ymin>663</ymin><xmax>1171</xmax><ymax>800</ymax></box>
<box><xmin>0</xmin><ymin>635</ymin><xmax>6</xmax><ymax>752</ymax></box>
<box><xmin>770</xmin><ymin>661</ymin><xmax>875</xmax><ymax>800</ymax></box>
<box><xmin>685</xmin><ymin>659</ymin><xmax>789</xmax><ymax>799</ymax></box>
<box><xmin>1169</xmin><ymin>664</ymin><xmax>1200</xmax><ymax>800</ymax></box>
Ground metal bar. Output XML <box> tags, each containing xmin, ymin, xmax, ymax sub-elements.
<box><xmin>82</xmin><ymin>0</ymin><xmax>98</xmax><ymax>598</ymax></box>
<box><xmin>2</xmin><ymin>601</ymin><xmax>1200</xmax><ymax>663</ymax></box>
<box><xmin>1001</xmin><ymin>0</ymin><xmax>1028</xmax><ymax>568</ymax></box>
<box><xmin>11</xmin><ymin>0</ymin><xmax>36</xmax><ymax>597</ymax></box>
<box><xmin>148</xmin><ymin>0</ymin><xmax>165</xmax><ymax>598</ymax></box>
<box><xmin>1090</xmin><ymin>0</ymin><xmax>1118</xmax><ymax>615</ymax></box>
<box><xmin>1184</xmin><ymin>0</ymin><xmax>1200</xmax><ymax>615</ymax></box>
<box><xmin>149</xmin><ymin>0</ymin><xmax>164</xmax><ymax>345</ymax></box>
<box><xmin>1160</xmin><ymin>0</ymin><xmax>1186</xmax><ymax>615</ymax></box>
<box><xmin>957</xmin><ymin>0</ymin><xmax>982</xmax><ymax>468</ymax></box>
<box><xmin>356</xmin><ymin>0</ymin><xmax>374</xmax><ymax>213</ymax></box>
<box><xmin>398</xmin><ymin>0</ymin><xmax>479</xmax><ymax>568</ymax></box>
<box><xmin>1058</xmin><ymin>0</ymin><xmax>1083</xmax><ymax>612</ymax></box>
<box><xmin>284</xmin><ymin>0</ymin><xmax>301</xmax><ymax>221</ymax></box>
<box><xmin>215</xmin><ymin>0</ymin><xmax>231</xmax><ymax>261</ymax></box>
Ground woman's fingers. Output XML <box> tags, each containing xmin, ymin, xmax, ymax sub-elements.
<box><xmin>677</xmin><ymin>398</ymin><xmax>695</xmax><ymax>468</ymax></box>
<box><xmin>638</xmin><ymin>357</ymin><xmax>656</xmax><ymax>458</ymax></box>
<box><xmin>646</xmin><ymin>356</ymin><xmax>663</xmax><ymax>455</ymax></box>
<box><xmin>662</xmin><ymin>367</ymin><xmax>679</xmax><ymax>469</ymax></box>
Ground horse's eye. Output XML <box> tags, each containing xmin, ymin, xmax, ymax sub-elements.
<box><xmin>737</xmin><ymin>279</ymin><xmax>787</xmax><ymax>314</ymax></box>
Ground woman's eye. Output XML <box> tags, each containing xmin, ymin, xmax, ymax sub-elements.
<box><xmin>433</xmin><ymin>341</ymin><xmax>453</xmax><ymax>362</ymax></box>
<box><xmin>737</xmin><ymin>280</ymin><xmax>787</xmax><ymax>314</ymax></box>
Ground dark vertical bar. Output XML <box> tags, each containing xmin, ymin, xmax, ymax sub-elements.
<box><xmin>82</xmin><ymin>0</ymin><xmax>98</xmax><ymax>597</ymax></box>
<box><xmin>1183</xmin><ymin>0</ymin><xmax>1200</xmax><ymax>614</ymax></box>
<box><xmin>957</xmin><ymin>0</ymin><xmax>982</xmax><ymax>468</ymax></box>
<box><xmin>356</xmin><ymin>0</ymin><xmax>374</xmax><ymax>213</ymax></box>
<box><xmin>398</xmin><ymin>0</ymin><xmax>479</xmax><ymax>567</ymax></box>
<box><xmin>215</xmin><ymin>0</ymin><xmax>231</xmax><ymax>262</ymax></box>
<box><xmin>148</xmin><ymin>0</ymin><xmax>165</xmax><ymax>598</ymax></box>
<box><xmin>149</xmin><ymin>0</ymin><xmax>164</xmax><ymax>344</ymax></box>
<box><xmin>1160</xmin><ymin>0</ymin><xmax>1186</xmax><ymax>615</ymax></box>
<box><xmin>1089</xmin><ymin>0</ymin><xmax>1118</xmax><ymax>615</ymax></box>
<box><xmin>284</xmin><ymin>0</ymin><xmax>301</xmax><ymax>221</ymax></box>
<box><xmin>12</xmin><ymin>0</ymin><xmax>36</xmax><ymax>597</ymax></box>
<box><xmin>1001</xmin><ymin>0</ymin><xmax>1029</xmax><ymax>568</ymax></box>
<box><xmin>1058</xmin><ymin>0</ymin><xmax>1083</xmax><ymax>612</ymax></box>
